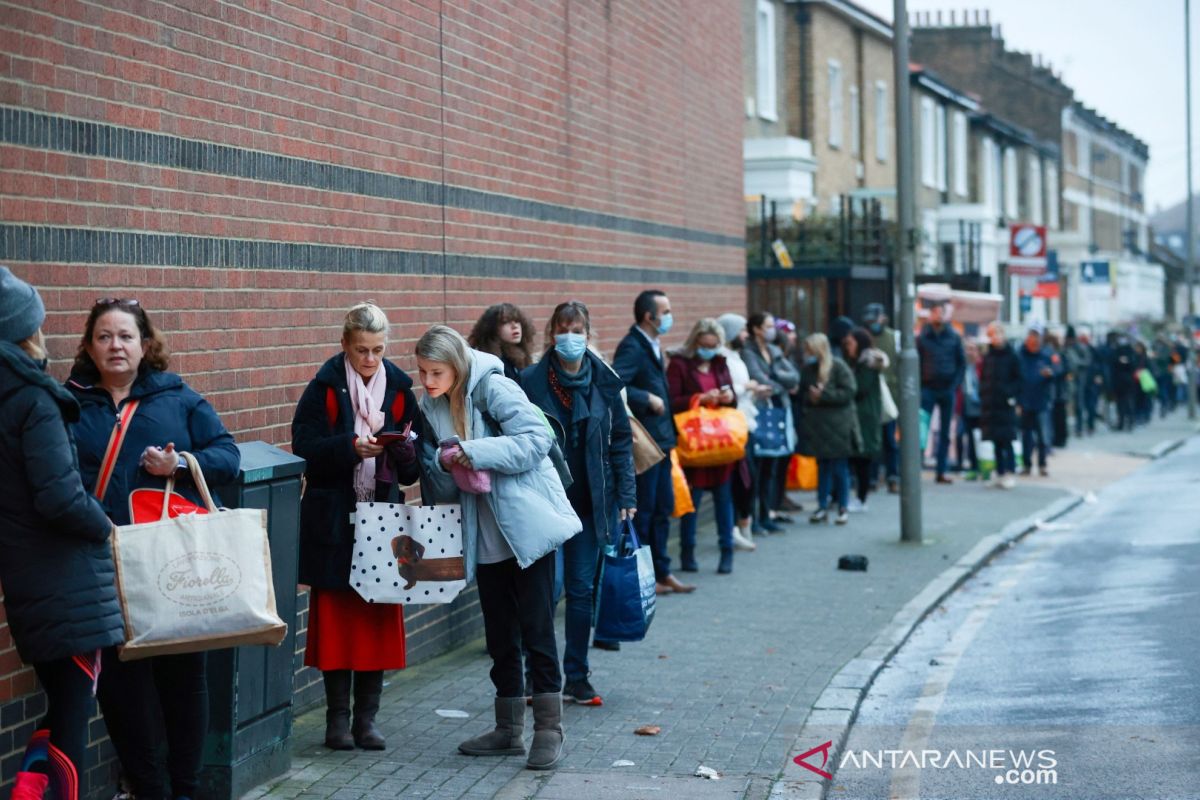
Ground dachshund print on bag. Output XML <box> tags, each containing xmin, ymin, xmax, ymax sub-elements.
<box><xmin>391</xmin><ymin>534</ymin><xmax>466</xmax><ymax>590</ymax></box>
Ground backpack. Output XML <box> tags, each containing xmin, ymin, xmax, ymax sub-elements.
<box><xmin>471</xmin><ymin>373</ymin><xmax>574</xmax><ymax>491</ymax></box>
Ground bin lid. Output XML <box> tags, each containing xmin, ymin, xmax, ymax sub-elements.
<box><xmin>233</xmin><ymin>441</ymin><xmax>306</xmax><ymax>484</ymax></box>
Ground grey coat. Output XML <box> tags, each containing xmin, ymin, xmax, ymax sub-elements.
<box><xmin>741</xmin><ymin>341</ymin><xmax>800</xmax><ymax>397</ymax></box>
<box><xmin>418</xmin><ymin>350</ymin><xmax>581</xmax><ymax>582</ymax></box>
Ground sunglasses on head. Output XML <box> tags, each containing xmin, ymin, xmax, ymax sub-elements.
<box><xmin>94</xmin><ymin>297</ymin><xmax>140</xmax><ymax>308</ymax></box>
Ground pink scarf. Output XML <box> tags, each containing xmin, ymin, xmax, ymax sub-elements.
<box><xmin>346</xmin><ymin>358</ymin><xmax>386</xmax><ymax>501</ymax></box>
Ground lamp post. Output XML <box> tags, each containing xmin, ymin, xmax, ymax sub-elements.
<box><xmin>894</xmin><ymin>0</ymin><xmax>922</xmax><ymax>542</ymax></box>
<box><xmin>1187</xmin><ymin>0</ymin><xmax>1196</xmax><ymax>419</ymax></box>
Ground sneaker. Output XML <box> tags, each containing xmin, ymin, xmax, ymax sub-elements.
<box><xmin>1039</xmin><ymin>467</ymin><xmax>1049</xmax><ymax>477</ymax></box>
<box><xmin>887</xmin><ymin>479</ymin><xmax>900</xmax><ymax>494</ymax></box>
<box><xmin>1001</xmin><ymin>475</ymin><xmax>1016</xmax><ymax>490</ymax></box>
<box><xmin>771</xmin><ymin>514</ymin><xmax>796</xmax><ymax>525</ymax></box>
<box><xmin>835</xmin><ymin>508</ymin><xmax>849</xmax><ymax>525</ymax></box>
<box><xmin>760</xmin><ymin>519</ymin><xmax>784</xmax><ymax>534</ymax></box>
<box><xmin>809</xmin><ymin>509</ymin><xmax>828</xmax><ymax>524</ymax></box>
<box><xmin>563</xmin><ymin>679</ymin><xmax>603</xmax><ymax>706</ymax></box>
<box><xmin>846</xmin><ymin>498</ymin><xmax>866</xmax><ymax>513</ymax></box>
<box><xmin>731</xmin><ymin>527</ymin><xmax>757</xmax><ymax>551</ymax></box>
<box><xmin>592</xmin><ymin>639</ymin><xmax>621</xmax><ymax>651</ymax></box>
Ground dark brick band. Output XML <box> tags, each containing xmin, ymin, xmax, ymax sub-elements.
<box><xmin>0</xmin><ymin>107</ymin><xmax>743</xmax><ymax>249</ymax></box>
<box><xmin>0</xmin><ymin>224</ymin><xmax>744</xmax><ymax>285</ymax></box>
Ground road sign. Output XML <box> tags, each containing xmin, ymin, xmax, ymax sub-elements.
<box><xmin>1008</xmin><ymin>223</ymin><xmax>1047</xmax><ymax>275</ymax></box>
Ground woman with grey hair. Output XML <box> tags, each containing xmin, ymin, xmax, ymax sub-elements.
<box><xmin>415</xmin><ymin>324</ymin><xmax>581</xmax><ymax>770</ymax></box>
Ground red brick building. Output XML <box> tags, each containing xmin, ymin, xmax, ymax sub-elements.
<box><xmin>0</xmin><ymin>1</ymin><xmax>745</xmax><ymax>793</ymax></box>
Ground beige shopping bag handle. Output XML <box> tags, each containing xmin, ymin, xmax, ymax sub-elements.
<box><xmin>156</xmin><ymin>451</ymin><xmax>219</xmax><ymax>520</ymax></box>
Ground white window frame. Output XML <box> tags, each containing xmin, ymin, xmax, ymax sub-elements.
<box><xmin>952</xmin><ymin>111</ymin><xmax>968</xmax><ymax>197</ymax></box>
<box><xmin>1046</xmin><ymin>163</ymin><xmax>1060</xmax><ymax>229</ymax></box>
<box><xmin>849</xmin><ymin>85</ymin><xmax>861</xmax><ymax>158</ymax></box>
<box><xmin>874</xmin><ymin>81</ymin><xmax>888</xmax><ymax>163</ymax></box>
<box><xmin>993</xmin><ymin>140</ymin><xmax>1004</xmax><ymax>213</ymax></box>
<box><xmin>920</xmin><ymin>96</ymin><xmax>936</xmax><ymax>188</ymax></box>
<box><xmin>935</xmin><ymin>104</ymin><xmax>947</xmax><ymax>192</ymax></box>
<box><xmin>755</xmin><ymin>0</ymin><xmax>778</xmax><ymax>121</ymax></box>
<box><xmin>1004</xmin><ymin>146</ymin><xmax>1019</xmax><ymax>219</ymax></box>
<box><xmin>828</xmin><ymin>60</ymin><xmax>843</xmax><ymax>149</ymax></box>
<box><xmin>1028</xmin><ymin>156</ymin><xmax>1044</xmax><ymax>225</ymax></box>
<box><xmin>980</xmin><ymin>137</ymin><xmax>995</xmax><ymax>211</ymax></box>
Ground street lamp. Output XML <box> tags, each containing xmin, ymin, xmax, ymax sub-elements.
<box><xmin>1186</xmin><ymin>0</ymin><xmax>1196</xmax><ymax>419</ymax></box>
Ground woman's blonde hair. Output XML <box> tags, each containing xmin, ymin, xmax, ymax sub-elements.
<box><xmin>682</xmin><ymin>318</ymin><xmax>725</xmax><ymax>357</ymax></box>
<box><xmin>342</xmin><ymin>302</ymin><xmax>389</xmax><ymax>342</ymax></box>
<box><xmin>19</xmin><ymin>328</ymin><xmax>46</xmax><ymax>362</ymax></box>
<box><xmin>415</xmin><ymin>325</ymin><xmax>472</xmax><ymax>439</ymax></box>
<box><xmin>804</xmin><ymin>332</ymin><xmax>833</xmax><ymax>384</ymax></box>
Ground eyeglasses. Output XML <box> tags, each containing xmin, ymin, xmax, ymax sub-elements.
<box><xmin>94</xmin><ymin>297</ymin><xmax>140</xmax><ymax>307</ymax></box>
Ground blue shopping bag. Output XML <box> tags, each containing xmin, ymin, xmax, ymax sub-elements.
<box><xmin>594</xmin><ymin>521</ymin><xmax>656</xmax><ymax>642</ymax></box>
<box><xmin>751</xmin><ymin>401</ymin><xmax>796</xmax><ymax>458</ymax></box>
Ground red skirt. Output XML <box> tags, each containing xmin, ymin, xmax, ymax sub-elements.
<box><xmin>304</xmin><ymin>588</ymin><xmax>406</xmax><ymax>672</ymax></box>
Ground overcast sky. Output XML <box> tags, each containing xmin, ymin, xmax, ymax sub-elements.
<box><xmin>855</xmin><ymin>0</ymin><xmax>1193</xmax><ymax>213</ymax></box>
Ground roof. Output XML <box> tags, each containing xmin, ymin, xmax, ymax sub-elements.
<box><xmin>970</xmin><ymin>111</ymin><xmax>1059</xmax><ymax>159</ymax></box>
<box><xmin>909</xmin><ymin>64</ymin><xmax>981</xmax><ymax>111</ymax></box>
<box><xmin>789</xmin><ymin>0</ymin><xmax>893</xmax><ymax>41</ymax></box>
<box><xmin>1068</xmin><ymin>102</ymin><xmax>1150</xmax><ymax>160</ymax></box>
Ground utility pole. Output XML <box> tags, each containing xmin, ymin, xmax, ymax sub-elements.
<box><xmin>893</xmin><ymin>0</ymin><xmax>922</xmax><ymax>542</ymax></box>
<box><xmin>1187</xmin><ymin>0</ymin><xmax>1197</xmax><ymax>419</ymax></box>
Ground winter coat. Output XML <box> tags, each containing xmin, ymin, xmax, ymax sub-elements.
<box><xmin>798</xmin><ymin>358</ymin><xmax>862</xmax><ymax>459</ymax></box>
<box><xmin>872</xmin><ymin>324</ymin><xmax>901</xmax><ymax>402</ymax></box>
<box><xmin>917</xmin><ymin>324</ymin><xmax>966</xmax><ymax>392</ymax></box>
<box><xmin>0</xmin><ymin>343</ymin><xmax>124</xmax><ymax>664</ymax></box>
<box><xmin>980</xmin><ymin>344</ymin><xmax>1022</xmax><ymax>443</ymax></box>
<box><xmin>1017</xmin><ymin>346</ymin><xmax>1055</xmax><ymax>414</ymax></box>
<box><xmin>741</xmin><ymin>341</ymin><xmax>800</xmax><ymax>397</ymax></box>
<box><xmin>851</xmin><ymin>349</ymin><xmax>889</xmax><ymax>457</ymax></box>
<box><xmin>612</xmin><ymin>326</ymin><xmax>677</xmax><ymax>450</ymax></box>
<box><xmin>291</xmin><ymin>354</ymin><xmax>420</xmax><ymax>589</ymax></box>
<box><xmin>67</xmin><ymin>368</ymin><xmax>240</xmax><ymax>527</ymax></box>
<box><xmin>520</xmin><ymin>351</ymin><xmax>637</xmax><ymax>540</ymax></box>
<box><xmin>419</xmin><ymin>350</ymin><xmax>581</xmax><ymax>583</ymax></box>
<box><xmin>666</xmin><ymin>352</ymin><xmax>739</xmax><ymax>487</ymax></box>
<box><xmin>721</xmin><ymin>347</ymin><xmax>757</xmax><ymax>433</ymax></box>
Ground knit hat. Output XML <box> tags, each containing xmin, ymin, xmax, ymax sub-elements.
<box><xmin>717</xmin><ymin>313</ymin><xmax>747</xmax><ymax>344</ymax></box>
<box><xmin>862</xmin><ymin>302</ymin><xmax>886</xmax><ymax>323</ymax></box>
<box><xmin>775</xmin><ymin>318</ymin><xmax>797</xmax><ymax>335</ymax></box>
<box><xmin>0</xmin><ymin>266</ymin><xmax>45</xmax><ymax>344</ymax></box>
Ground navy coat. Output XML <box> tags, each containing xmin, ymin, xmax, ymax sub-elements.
<box><xmin>0</xmin><ymin>343</ymin><xmax>124</xmax><ymax>663</ymax></box>
<box><xmin>292</xmin><ymin>354</ymin><xmax>420</xmax><ymax>589</ymax></box>
<box><xmin>917</xmin><ymin>324</ymin><xmax>966</xmax><ymax>392</ymax></box>
<box><xmin>980</xmin><ymin>344</ymin><xmax>1022</xmax><ymax>443</ymax></box>
<box><xmin>1017</xmin><ymin>346</ymin><xmax>1055</xmax><ymax>414</ymax></box>
<box><xmin>612</xmin><ymin>325</ymin><xmax>677</xmax><ymax>450</ymax></box>
<box><xmin>67</xmin><ymin>368</ymin><xmax>240</xmax><ymax>526</ymax></box>
<box><xmin>521</xmin><ymin>351</ymin><xmax>637</xmax><ymax>538</ymax></box>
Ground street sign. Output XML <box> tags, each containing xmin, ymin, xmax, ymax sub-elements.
<box><xmin>771</xmin><ymin>239</ymin><xmax>794</xmax><ymax>269</ymax></box>
<box><xmin>1008</xmin><ymin>223</ymin><xmax>1048</xmax><ymax>275</ymax></box>
<box><xmin>1080</xmin><ymin>260</ymin><xmax>1110</xmax><ymax>284</ymax></box>
<box><xmin>1034</xmin><ymin>250</ymin><xmax>1060</xmax><ymax>298</ymax></box>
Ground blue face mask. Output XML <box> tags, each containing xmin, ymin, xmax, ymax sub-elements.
<box><xmin>554</xmin><ymin>332</ymin><xmax>588</xmax><ymax>362</ymax></box>
<box><xmin>656</xmin><ymin>312</ymin><xmax>674</xmax><ymax>335</ymax></box>
<box><xmin>696</xmin><ymin>347</ymin><xmax>719</xmax><ymax>361</ymax></box>
<box><xmin>869</xmin><ymin>322</ymin><xmax>883</xmax><ymax>335</ymax></box>
<box><xmin>804</xmin><ymin>355</ymin><xmax>818</xmax><ymax>366</ymax></box>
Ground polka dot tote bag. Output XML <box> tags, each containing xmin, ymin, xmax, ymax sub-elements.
<box><xmin>350</xmin><ymin>502</ymin><xmax>467</xmax><ymax>604</ymax></box>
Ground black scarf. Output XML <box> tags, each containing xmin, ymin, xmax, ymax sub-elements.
<box><xmin>549</xmin><ymin>355</ymin><xmax>592</xmax><ymax>436</ymax></box>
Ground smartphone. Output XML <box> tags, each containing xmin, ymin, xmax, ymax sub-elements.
<box><xmin>373</xmin><ymin>421</ymin><xmax>413</xmax><ymax>446</ymax></box>
<box><xmin>438</xmin><ymin>435</ymin><xmax>461</xmax><ymax>448</ymax></box>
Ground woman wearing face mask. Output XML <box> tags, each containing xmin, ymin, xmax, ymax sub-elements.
<box><xmin>841</xmin><ymin>328</ymin><xmax>888</xmax><ymax>512</ymax></box>
<box><xmin>798</xmin><ymin>333</ymin><xmax>861</xmax><ymax>525</ymax></box>
<box><xmin>666</xmin><ymin>319</ymin><xmax>741</xmax><ymax>573</ymax></box>
<box><xmin>520</xmin><ymin>301</ymin><xmax>636</xmax><ymax>707</ymax></box>
<box><xmin>740</xmin><ymin>311</ymin><xmax>800</xmax><ymax>534</ymax></box>
<box><xmin>469</xmin><ymin>303</ymin><xmax>537</xmax><ymax>383</ymax></box>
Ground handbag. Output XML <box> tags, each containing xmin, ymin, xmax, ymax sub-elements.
<box><xmin>629</xmin><ymin>413</ymin><xmax>665</xmax><ymax>475</ymax></box>
<box><xmin>880</xmin><ymin>375</ymin><xmax>899</xmax><ymax>423</ymax></box>
<box><xmin>786</xmin><ymin>454</ymin><xmax>818</xmax><ymax>491</ymax></box>
<box><xmin>751</xmin><ymin>401</ymin><xmax>796</xmax><ymax>458</ymax></box>
<box><xmin>111</xmin><ymin>453</ymin><xmax>287</xmax><ymax>660</ymax></box>
<box><xmin>669</xmin><ymin>449</ymin><xmax>694</xmax><ymax>518</ymax></box>
<box><xmin>351</xmin><ymin>502</ymin><xmax>467</xmax><ymax>604</ymax></box>
<box><xmin>474</xmin><ymin>376</ymin><xmax>573</xmax><ymax>490</ymax></box>
<box><xmin>593</xmin><ymin>520</ymin><xmax>656</xmax><ymax>642</ymax></box>
<box><xmin>673</xmin><ymin>398</ymin><xmax>748</xmax><ymax>468</ymax></box>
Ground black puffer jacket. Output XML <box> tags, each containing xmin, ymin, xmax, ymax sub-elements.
<box><xmin>0</xmin><ymin>342</ymin><xmax>124</xmax><ymax>663</ymax></box>
<box><xmin>980</xmin><ymin>344</ymin><xmax>1022</xmax><ymax>443</ymax></box>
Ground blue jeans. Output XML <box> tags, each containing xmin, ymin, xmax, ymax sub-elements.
<box><xmin>921</xmin><ymin>387</ymin><xmax>955</xmax><ymax>477</ymax></box>
<box><xmin>560</xmin><ymin>515</ymin><xmax>606</xmax><ymax>683</ymax></box>
<box><xmin>816</xmin><ymin>458</ymin><xmax>850</xmax><ymax>511</ymax></box>
<box><xmin>994</xmin><ymin>440</ymin><xmax>1016</xmax><ymax>475</ymax></box>
<box><xmin>679</xmin><ymin>479</ymin><xmax>735</xmax><ymax>554</ymax></box>
<box><xmin>878</xmin><ymin>419</ymin><xmax>899</xmax><ymax>482</ymax></box>
<box><xmin>1021</xmin><ymin>410</ymin><xmax>1049</xmax><ymax>469</ymax></box>
<box><xmin>634</xmin><ymin>452</ymin><xmax>674</xmax><ymax>581</ymax></box>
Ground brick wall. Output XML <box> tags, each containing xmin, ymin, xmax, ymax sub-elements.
<box><xmin>0</xmin><ymin>1</ymin><xmax>745</xmax><ymax>796</ymax></box>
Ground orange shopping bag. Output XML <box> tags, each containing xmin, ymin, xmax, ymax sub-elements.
<box><xmin>673</xmin><ymin>398</ymin><xmax>748</xmax><ymax>468</ymax></box>
<box><xmin>786</xmin><ymin>454</ymin><xmax>817</xmax><ymax>491</ymax></box>
<box><xmin>669</xmin><ymin>449</ymin><xmax>694</xmax><ymax>518</ymax></box>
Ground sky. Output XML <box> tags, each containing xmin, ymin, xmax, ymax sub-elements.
<box><xmin>855</xmin><ymin>0</ymin><xmax>1194</xmax><ymax>214</ymax></box>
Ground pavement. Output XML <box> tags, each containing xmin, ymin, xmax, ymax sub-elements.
<box><xmin>248</xmin><ymin>413</ymin><xmax>1198</xmax><ymax>800</ymax></box>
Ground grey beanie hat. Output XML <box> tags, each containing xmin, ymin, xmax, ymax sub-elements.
<box><xmin>0</xmin><ymin>266</ymin><xmax>45</xmax><ymax>344</ymax></box>
<box><xmin>717</xmin><ymin>313</ymin><xmax>747</xmax><ymax>345</ymax></box>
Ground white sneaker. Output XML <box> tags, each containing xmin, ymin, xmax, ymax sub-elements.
<box><xmin>731</xmin><ymin>526</ymin><xmax>757</xmax><ymax>551</ymax></box>
<box><xmin>1001</xmin><ymin>475</ymin><xmax>1016</xmax><ymax>490</ymax></box>
<box><xmin>846</xmin><ymin>498</ymin><xmax>867</xmax><ymax>513</ymax></box>
<box><xmin>835</xmin><ymin>508</ymin><xmax>850</xmax><ymax>525</ymax></box>
<box><xmin>990</xmin><ymin>472</ymin><xmax>1002</xmax><ymax>488</ymax></box>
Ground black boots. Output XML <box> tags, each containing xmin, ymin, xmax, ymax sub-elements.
<box><xmin>322</xmin><ymin>670</ymin><xmax>354</xmax><ymax>750</ymax></box>
<box><xmin>717</xmin><ymin>548</ymin><xmax>733</xmax><ymax>574</ymax></box>
<box><xmin>679</xmin><ymin>545</ymin><xmax>698</xmax><ymax>572</ymax></box>
<box><xmin>352</xmin><ymin>670</ymin><xmax>387</xmax><ymax>750</ymax></box>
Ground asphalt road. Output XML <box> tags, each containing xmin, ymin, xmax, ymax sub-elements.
<box><xmin>830</xmin><ymin>438</ymin><xmax>1200</xmax><ymax>800</ymax></box>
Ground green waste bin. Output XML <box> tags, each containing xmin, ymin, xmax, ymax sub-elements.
<box><xmin>201</xmin><ymin>441</ymin><xmax>306</xmax><ymax>799</ymax></box>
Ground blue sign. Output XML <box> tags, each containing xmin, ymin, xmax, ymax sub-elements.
<box><xmin>1080</xmin><ymin>260</ymin><xmax>1111</xmax><ymax>284</ymax></box>
<box><xmin>1039</xmin><ymin>250</ymin><xmax>1059</xmax><ymax>283</ymax></box>
<box><xmin>1019</xmin><ymin>295</ymin><xmax>1033</xmax><ymax>313</ymax></box>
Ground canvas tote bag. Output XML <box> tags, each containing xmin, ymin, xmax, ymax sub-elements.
<box><xmin>111</xmin><ymin>452</ymin><xmax>287</xmax><ymax>660</ymax></box>
<box><xmin>351</xmin><ymin>502</ymin><xmax>467</xmax><ymax>605</ymax></box>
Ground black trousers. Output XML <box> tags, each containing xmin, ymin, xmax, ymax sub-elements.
<box><xmin>476</xmin><ymin>553</ymin><xmax>561</xmax><ymax>698</ymax></box>
<box><xmin>731</xmin><ymin>455</ymin><xmax>755</xmax><ymax>520</ymax></box>
<box><xmin>849</xmin><ymin>457</ymin><xmax>873</xmax><ymax>504</ymax></box>
<box><xmin>29</xmin><ymin>655</ymin><xmax>97</xmax><ymax>800</ymax></box>
<box><xmin>97</xmin><ymin>648</ymin><xmax>208</xmax><ymax>800</ymax></box>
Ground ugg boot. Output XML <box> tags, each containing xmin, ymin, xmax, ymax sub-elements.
<box><xmin>352</xmin><ymin>671</ymin><xmax>387</xmax><ymax>750</ymax></box>
<box><xmin>322</xmin><ymin>670</ymin><xmax>354</xmax><ymax>750</ymax></box>
<box><xmin>11</xmin><ymin>771</ymin><xmax>49</xmax><ymax>800</ymax></box>
<box><xmin>459</xmin><ymin>697</ymin><xmax>526</xmax><ymax>756</ymax></box>
<box><xmin>526</xmin><ymin>693</ymin><xmax>565</xmax><ymax>770</ymax></box>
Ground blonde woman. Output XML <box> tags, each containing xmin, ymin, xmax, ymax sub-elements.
<box><xmin>292</xmin><ymin>303</ymin><xmax>420</xmax><ymax>751</ymax></box>
<box><xmin>797</xmin><ymin>333</ymin><xmax>861</xmax><ymax>525</ymax></box>
<box><xmin>415</xmin><ymin>325</ymin><xmax>581</xmax><ymax>770</ymax></box>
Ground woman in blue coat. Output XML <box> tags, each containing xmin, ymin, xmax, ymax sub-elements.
<box><xmin>67</xmin><ymin>299</ymin><xmax>239</xmax><ymax>800</ymax></box>
<box><xmin>520</xmin><ymin>301</ymin><xmax>637</xmax><ymax>708</ymax></box>
<box><xmin>0</xmin><ymin>269</ymin><xmax>123</xmax><ymax>800</ymax></box>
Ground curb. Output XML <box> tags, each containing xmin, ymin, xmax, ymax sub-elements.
<box><xmin>768</xmin><ymin>492</ymin><xmax>1084</xmax><ymax>800</ymax></box>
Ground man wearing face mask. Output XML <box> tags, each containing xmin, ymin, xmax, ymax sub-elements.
<box><xmin>917</xmin><ymin>301</ymin><xmax>966</xmax><ymax>484</ymax></box>
<box><xmin>862</xmin><ymin>304</ymin><xmax>900</xmax><ymax>493</ymax></box>
<box><xmin>613</xmin><ymin>291</ymin><xmax>695</xmax><ymax>595</ymax></box>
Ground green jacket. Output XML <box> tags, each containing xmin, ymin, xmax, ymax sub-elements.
<box><xmin>874</xmin><ymin>325</ymin><xmax>900</xmax><ymax>401</ymax></box>
<box><xmin>851</xmin><ymin>349</ymin><xmax>888</xmax><ymax>456</ymax></box>
<box><xmin>799</xmin><ymin>357</ymin><xmax>862</xmax><ymax>460</ymax></box>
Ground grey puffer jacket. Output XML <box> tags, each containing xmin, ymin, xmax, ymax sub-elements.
<box><xmin>418</xmin><ymin>350</ymin><xmax>581</xmax><ymax>582</ymax></box>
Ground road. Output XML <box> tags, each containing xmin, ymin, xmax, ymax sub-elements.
<box><xmin>830</xmin><ymin>437</ymin><xmax>1200</xmax><ymax>800</ymax></box>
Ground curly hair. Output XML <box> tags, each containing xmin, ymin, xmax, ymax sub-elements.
<box><xmin>73</xmin><ymin>299</ymin><xmax>170</xmax><ymax>381</ymax></box>
<box><xmin>467</xmin><ymin>303</ymin><xmax>536</xmax><ymax>370</ymax></box>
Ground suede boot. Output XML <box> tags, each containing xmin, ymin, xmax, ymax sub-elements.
<box><xmin>526</xmin><ymin>692</ymin><xmax>565</xmax><ymax>770</ymax></box>
<box><xmin>322</xmin><ymin>670</ymin><xmax>354</xmax><ymax>750</ymax></box>
<box><xmin>352</xmin><ymin>670</ymin><xmax>386</xmax><ymax>750</ymax></box>
<box><xmin>459</xmin><ymin>697</ymin><xmax>526</xmax><ymax>756</ymax></box>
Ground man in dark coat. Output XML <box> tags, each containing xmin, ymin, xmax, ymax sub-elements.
<box><xmin>1109</xmin><ymin>334</ymin><xmax>1138</xmax><ymax>432</ymax></box>
<box><xmin>917</xmin><ymin>301</ymin><xmax>965</xmax><ymax>484</ymax></box>
<box><xmin>612</xmin><ymin>290</ymin><xmax>693</xmax><ymax>595</ymax></box>
<box><xmin>1017</xmin><ymin>326</ymin><xmax>1056</xmax><ymax>476</ymax></box>
<box><xmin>979</xmin><ymin>322</ymin><xmax>1022</xmax><ymax>489</ymax></box>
